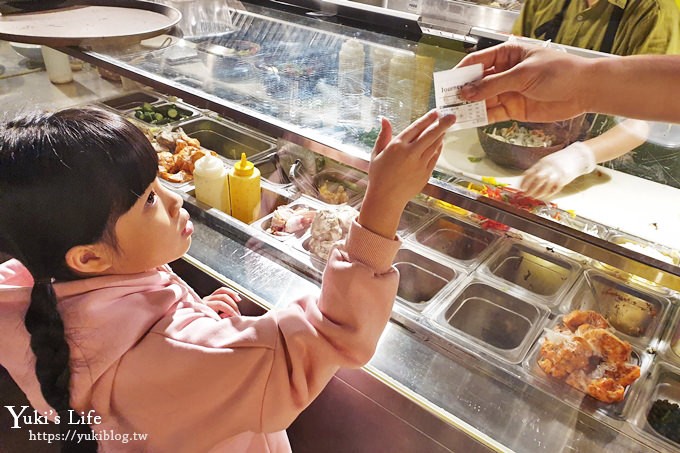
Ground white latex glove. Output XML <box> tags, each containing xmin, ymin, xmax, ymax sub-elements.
<box><xmin>520</xmin><ymin>141</ymin><xmax>596</xmax><ymax>199</ymax></box>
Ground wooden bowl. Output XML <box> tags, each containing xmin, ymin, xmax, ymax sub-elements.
<box><xmin>477</xmin><ymin>121</ymin><xmax>574</xmax><ymax>170</ymax></box>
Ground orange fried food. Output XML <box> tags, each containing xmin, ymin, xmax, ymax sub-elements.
<box><xmin>577</xmin><ymin>326</ymin><xmax>632</xmax><ymax>364</ymax></box>
<box><xmin>538</xmin><ymin>336</ymin><xmax>592</xmax><ymax>379</ymax></box>
<box><xmin>537</xmin><ymin>310</ymin><xmax>640</xmax><ymax>403</ymax></box>
<box><xmin>563</xmin><ymin>309</ymin><xmax>610</xmax><ymax>331</ymax></box>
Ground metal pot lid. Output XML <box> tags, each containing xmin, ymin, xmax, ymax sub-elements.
<box><xmin>0</xmin><ymin>0</ymin><xmax>181</xmax><ymax>46</ymax></box>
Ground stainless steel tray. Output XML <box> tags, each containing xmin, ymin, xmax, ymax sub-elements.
<box><xmin>427</xmin><ymin>276</ymin><xmax>550</xmax><ymax>364</ymax></box>
<box><xmin>523</xmin><ymin>316</ymin><xmax>650</xmax><ymax>421</ymax></box>
<box><xmin>410</xmin><ymin>214</ymin><xmax>502</xmax><ymax>270</ymax></box>
<box><xmin>393</xmin><ymin>245</ymin><xmax>465</xmax><ymax>313</ymax></box>
<box><xmin>251</xmin><ymin>195</ymin><xmax>322</xmax><ymax>242</ymax></box>
<box><xmin>478</xmin><ymin>239</ymin><xmax>582</xmax><ymax>309</ymax></box>
<box><xmin>629</xmin><ymin>361</ymin><xmax>680</xmax><ymax>451</ymax></box>
<box><xmin>175</xmin><ymin>117</ymin><xmax>276</xmax><ymax>162</ymax></box>
<box><xmin>559</xmin><ymin>269</ymin><xmax>672</xmax><ymax>351</ymax></box>
<box><xmin>98</xmin><ymin>90</ymin><xmax>164</xmax><ymax>111</ymax></box>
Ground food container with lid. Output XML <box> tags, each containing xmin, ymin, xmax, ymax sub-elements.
<box><xmin>427</xmin><ymin>276</ymin><xmax>550</xmax><ymax>364</ymax></box>
<box><xmin>559</xmin><ymin>269</ymin><xmax>671</xmax><ymax>351</ymax></box>
<box><xmin>479</xmin><ymin>240</ymin><xmax>581</xmax><ymax>309</ymax></box>
<box><xmin>523</xmin><ymin>315</ymin><xmax>650</xmax><ymax>421</ymax></box>
<box><xmin>411</xmin><ymin>215</ymin><xmax>501</xmax><ymax>269</ymax></box>
<box><xmin>392</xmin><ymin>245</ymin><xmax>464</xmax><ymax>313</ymax></box>
<box><xmin>629</xmin><ymin>361</ymin><xmax>680</xmax><ymax>450</ymax></box>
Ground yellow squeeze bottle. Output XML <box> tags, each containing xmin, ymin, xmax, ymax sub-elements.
<box><xmin>228</xmin><ymin>153</ymin><xmax>261</xmax><ymax>224</ymax></box>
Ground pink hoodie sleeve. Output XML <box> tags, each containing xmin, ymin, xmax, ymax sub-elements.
<box><xmin>109</xmin><ymin>221</ymin><xmax>401</xmax><ymax>451</ymax></box>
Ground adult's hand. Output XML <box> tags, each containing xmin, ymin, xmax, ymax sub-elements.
<box><xmin>456</xmin><ymin>43</ymin><xmax>592</xmax><ymax>123</ymax></box>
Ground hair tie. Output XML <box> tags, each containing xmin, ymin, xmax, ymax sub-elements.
<box><xmin>34</xmin><ymin>277</ymin><xmax>55</xmax><ymax>285</ymax></box>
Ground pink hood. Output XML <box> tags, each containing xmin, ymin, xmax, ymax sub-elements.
<box><xmin>0</xmin><ymin>221</ymin><xmax>400</xmax><ymax>452</ymax></box>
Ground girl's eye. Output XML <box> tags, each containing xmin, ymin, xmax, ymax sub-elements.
<box><xmin>145</xmin><ymin>190</ymin><xmax>157</xmax><ymax>206</ymax></box>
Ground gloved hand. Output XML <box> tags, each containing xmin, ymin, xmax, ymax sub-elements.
<box><xmin>520</xmin><ymin>141</ymin><xmax>596</xmax><ymax>199</ymax></box>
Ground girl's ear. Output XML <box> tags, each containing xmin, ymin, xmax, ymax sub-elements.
<box><xmin>64</xmin><ymin>244</ymin><xmax>113</xmax><ymax>275</ymax></box>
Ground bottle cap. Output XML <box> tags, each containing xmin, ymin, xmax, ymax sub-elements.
<box><xmin>194</xmin><ymin>154</ymin><xmax>224</xmax><ymax>178</ymax></box>
<box><xmin>233</xmin><ymin>152</ymin><xmax>254</xmax><ymax>176</ymax></box>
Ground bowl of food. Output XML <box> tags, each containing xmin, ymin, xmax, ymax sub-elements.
<box><xmin>477</xmin><ymin>117</ymin><xmax>587</xmax><ymax>170</ymax></box>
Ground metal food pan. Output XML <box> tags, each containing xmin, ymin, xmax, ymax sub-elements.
<box><xmin>251</xmin><ymin>197</ymin><xmax>320</xmax><ymax>242</ymax></box>
<box><xmin>99</xmin><ymin>90</ymin><xmax>163</xmax><ymax>111</ymax></box>
<box><xmin>523</xmin><ymin>317</ymin><xmax>648</xmax><ymax>421</ymax></box>
<box><xmin>187</xmin><ymin>185</ymin><xmax>294</xmax><ymax>224</ymax></box>
<box><xmin>174</xmin><ymin>117</ymin><xmax>275</xmax><ymax>162</ymax></box>
<box><xmin>629</xmin><ymin>361</ymin><xmax>680</xmax><ymax>450</ymax></box>
<box><xmin>560</xmin><ymin>269</ymin><xmax>671</xmax><ymax>350</ymax></box>
<box><xmin>660</xmin><ymin>307</ymin><xmax>680</xmax><ymax>367</ymax></box>
<box><xmin>534</xmin><ymin>205</ymin><xmax>608</xmax><ymax>239</ymax></box>
<box><xmin>398</xmin><ymin>201</ymin><xmax>435</xmax><ymax>238</ymax></box>
<box><xmin>431</xmin><ymin>278</ymin><xmax>549</xmax><ymax>364</ymax></box>
<box><xmin>252</xmin><ymin>152</ymin><xmax>292</xmax><ymax>188</ymax></box>
<box><xmin>293</xmin><ymin>234</ymin><xmax>328</xmax><ymax>273</ymax></box>
<box><xmin>393</xmin><ymin>246</ymin><xmax>461</xmax><ymax>312</ymax></box>
<box><xmin>480</xmin><ymin>240</ymin><xmax>581</xmax><ymax>308</ymax></box>
<box><xmin>593</xmin><ymin>230</ymin><xmax>680</xmax><ymax>293</ymax></box>
<box><xmin>309</xmin><ymin>170</ymin><xmax>367</xmax><ymax>207</ymax></box>
<box><xmin>412</xmin><ymin>215</ymin><xmax>501</xmax><ymax>268</ymax></box>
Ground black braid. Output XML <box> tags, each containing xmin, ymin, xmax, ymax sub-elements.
<box><xmin>25</xmin><ymin>281</ymin><xmax>97</xmax><ymax>452</ymax></box>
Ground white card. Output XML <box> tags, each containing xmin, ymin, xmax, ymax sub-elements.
<box><xmin>433</xmin><ymin>64</ymin><xmax>488</xmax><ymax>131</ymax></box>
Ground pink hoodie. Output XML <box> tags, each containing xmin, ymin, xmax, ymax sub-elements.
<box><xmin>0</xmin><ymin>221</ymin><xmax>400</xmax><ymax>452</ymax></box>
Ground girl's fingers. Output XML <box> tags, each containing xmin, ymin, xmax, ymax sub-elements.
<box><xmin>205</xmin><ymin>294</ymin><xmax>240</xmax><ymax>314</ymax></box>
<box><xmin>399</xmin><ymin>109</ymin><xmax>441</xmax><ymax>143</ymax></box>
<box><xmin>426</xmin><ymin>142</ymin><xmax>444</xmax><ymax>171</ymax></box>
<box><xmin>372</xmin><ymin>117</ymin><xmax>393</xmax><ymax>158</ymax></box>
<box><xmin>211</xmin><ymin>287</ymin><xmax>241</xmax><ymax>301</ymax></box>
<box><xmin>205</xmin><ymin>299</ymin><xmax>238</xmax><ymax>317</ymax></box>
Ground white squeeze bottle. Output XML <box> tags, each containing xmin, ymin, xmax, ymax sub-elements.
<box><xmin>193</xmin><ymin>154</ymin><xmax>231</xmax><ymax>214</ymax></box>
<box><xmin>338</xmin><ymin>39</ymin><xmax>365</xmax><ymax>124</ymax></box>
<box><xmin>228</xmin><ymin>153</ymin><xmax>261</xmax><ymax>224</ymax></box>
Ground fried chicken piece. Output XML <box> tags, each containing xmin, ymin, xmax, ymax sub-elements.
<box><xmin>538</xmin><ymin>336</ymin><xmax>593</xmax><ymax>379</ymax></box>
<box><xmin>563</xmin><ymin>310</ymin><xmax>610</xmax><ymax>331</ymax></box>
<box><xmin>538</xmin><ymin>310</ymin><xmax>640</xmax><ymax>404</ymax></box>
<box><xmin>577</xmin><ymin>325</ymin><xmax>632</xmax><ymax>364</ymax></box>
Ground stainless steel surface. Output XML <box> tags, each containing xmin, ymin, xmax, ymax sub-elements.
<box><xmin>178</xmin><ymin>117</ymin><xmax>276</xmax><ymax>161</ymax></box>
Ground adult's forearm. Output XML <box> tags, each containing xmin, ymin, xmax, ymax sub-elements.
<box><xmin>584</xmin><ymin>56</ymin><xmax>680</xmax><ymax>123</ymax></box>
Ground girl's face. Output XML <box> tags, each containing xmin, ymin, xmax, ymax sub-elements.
<box><xmin>106</xmin><ymin>179</ymin><xmax>193</xmax><ymax>274</ymax></box>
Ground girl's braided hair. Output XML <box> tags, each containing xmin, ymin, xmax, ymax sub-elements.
<box><xmin>0</xmin><ymin>107</ymin><xmax>157</xmax><ymax>451</ymax></box>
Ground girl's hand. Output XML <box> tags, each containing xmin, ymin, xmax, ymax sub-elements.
<box><xmin>203</xmin><ymin>287</ymin><xmax>241</xmax><ymax>318</ymax></box>
<box><xmin>358</xmin><ymin>110</ymin><xmax>456</xmax><ymax>239</ymax></box>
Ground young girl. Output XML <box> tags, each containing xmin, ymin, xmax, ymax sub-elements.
<box><xmin>0</xmin><ymin>107</ymin><xmax>455</xmax><ymax>452</ymax></box>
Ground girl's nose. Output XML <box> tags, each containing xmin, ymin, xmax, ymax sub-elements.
<box><xmin>161</xmin><ymin>185</ymin><xmax>183</xmax><ymax>217</ymax></box>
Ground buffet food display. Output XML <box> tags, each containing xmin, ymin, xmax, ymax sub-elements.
<box><xmin>92</xmin><ymin>73</ymin><xmax>680</xmax><ymax>452</ymax></box>
<box><xmin>78</xmin><ymin>2</ymin><xmax>680</xmax><ymax>447</ymax></box>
